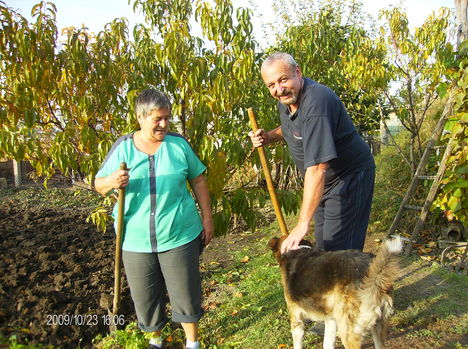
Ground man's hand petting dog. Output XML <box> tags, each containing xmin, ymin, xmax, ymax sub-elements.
<box><xmin>280</xmin><ymin>223</ymin><xmax>309</xmax><ymax>254</ymax></box>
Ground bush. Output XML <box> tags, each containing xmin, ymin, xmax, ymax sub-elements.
<box><xmin>370</xmin><ymin>131</ymin><xmax>413</xmax><ymax>233</ymax></box>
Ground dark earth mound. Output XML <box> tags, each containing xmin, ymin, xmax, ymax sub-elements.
<box><xmin>0</xmin><ymin>203</ymin><xmax>136</xmax><ymax>348</ymax></box>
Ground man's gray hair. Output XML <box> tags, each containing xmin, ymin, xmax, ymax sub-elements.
<box><xmin>261</xmin><ymin>52</ymin><xmax>299</xmax><ymax>72</ymax></box>
<box><xmin>135</xmin><ymin>88</ymin><xmax>171</xmax><ymax>118</ymax></box>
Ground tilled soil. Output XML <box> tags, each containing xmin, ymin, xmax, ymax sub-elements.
<box><xmin>0</xmin><ymin>203</ymin><xmax>136</xmax><ymax>348</ymax></box>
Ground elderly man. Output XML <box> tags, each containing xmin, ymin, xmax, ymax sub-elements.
<box><xmin>249</xmin><ymin>52</ymin><xmax>375</xmax><ymax>254</ymax></box>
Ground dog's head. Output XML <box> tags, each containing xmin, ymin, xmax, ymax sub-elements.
<box><xmin>268</xmin><ymin>236</ymin><xmax>314</xmax><ymax>262</ymax></box>
<box><xmin>268</xmin><ymin>236</ymin><xmax>286</xmax><ymax>261</ymax></box>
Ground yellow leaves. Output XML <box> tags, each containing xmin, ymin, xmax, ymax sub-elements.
<box><xmin>420</xmin><ymin>255</ymin><xmax>437</xmax><ymax>262</ymax></box>
<box><xmin>86</xmin><ymin>206</ymin><xmax>111</xmax><ymax>233</ymax></box>
<box><xmin>418</xmin><ymin>247</ymin><xmax>433</xmax><ymax>254</ymax></box>
<box><xmin>61</xmin><ymin>26</ymin><xmax>76</xmax><ymax>40</ymax></box>
<box><xmin>206</xmin><ymin>150</ymin><xmax>227</xmax><ymax>198</ymax></box>
<box><xmin>417</xmin><ymin>241</ymin><xmax>437</xmax><ymax>255</ymax></box>
<box><xmin>240</xmin><ymin>255</ymin><xmax>250</xmax><ymax>263</ymax></box>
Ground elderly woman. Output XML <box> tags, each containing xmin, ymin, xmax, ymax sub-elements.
<box><xmin>95</xmin><ymin>89</ymin><xmax>213</xmax><ymax>349</ymax></box>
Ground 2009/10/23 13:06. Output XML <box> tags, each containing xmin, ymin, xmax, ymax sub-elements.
<box><xmin>46</xmin><ymin>313</ymin><xmax>125</xmax><ymax>326</ymax></box>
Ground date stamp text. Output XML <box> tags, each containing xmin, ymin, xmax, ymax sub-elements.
<box><xmin>46</xmin><ymin>313</ymin><xmax>125</xmax><ymax>326</ymax></box>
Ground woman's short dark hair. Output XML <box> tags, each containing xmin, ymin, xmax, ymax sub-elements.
<box><xmin>135</xmin><ymin>89</ymin><xmax>171</xmax><ymax>118</ymax></box>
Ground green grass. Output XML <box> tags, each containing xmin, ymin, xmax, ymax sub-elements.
<box><xmin>369</xmin><ymin>131</ymin><xmax>413</xmax><ymax>233</ymax></box>
<box><xmin>92</xmin><ymin>323</ymin><xmax>150</xmax><ymax>349</ymax></box>
<box><xmin>199</xmin><ymin>240</ymin><xmax>294</xmax><ymax>348</ymax></box>
<box><xmin>0</xmin><ymin>334</ymin><xmax>53</xmax><ymax>349</ymax></box>
<box><xmin>389</xmin><ymin>257</ymin><xmax>468</xmax><ymax>348</ymax></box>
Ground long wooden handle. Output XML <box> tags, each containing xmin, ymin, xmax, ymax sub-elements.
<box><xmin>113</xmin><ymin>162</ymin><xmax>127</xmax><ymax>314</ymax></box>
<box><xmin>248</xmin><ymin>108</ymin><xmax>288</xmax><ymax>236</ymax></box>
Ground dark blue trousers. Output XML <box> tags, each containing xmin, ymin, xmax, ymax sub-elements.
<box><xmin>314</xmin><ymin>167</ymin><xmax>375</xmax><ymax>251</ymax></box>
<box><xmin>122</xmin><ymin>234</ymin><xmax>204</xmax><ymax>332</ymax></box>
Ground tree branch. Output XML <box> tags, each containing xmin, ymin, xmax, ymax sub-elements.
<box><xmin>379</xmin><ymin>104</ymin><xmax>412</xmax><ymax>169</ymax></box>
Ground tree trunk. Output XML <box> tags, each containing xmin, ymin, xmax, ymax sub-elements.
<box><xmin>274</xmin><ymin>162</ymin><xmax>282</xmax><ymax>185</ymax></box>
<box><xmin>13</xmin><ymin>160</ymin><xmax>22</xmax><ymax>188</ymax></box>
<box><xmin>180</xmin><ymin>98</ymin><xmax>187</xmax><ymax>138</ymax></box>
<box><xmin>455</xmin><ymin>0</ymin><xmax>468</xmax><ymax>49</ymax></box>
<box><xmin>410</xmin><ymin>137</ymin><xmax>416</xmax><ymax>173</ymax></box>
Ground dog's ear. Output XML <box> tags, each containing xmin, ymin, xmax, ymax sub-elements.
<box><xmin>268</xmin><ymin>237</ymin><xmax>280</xmax><ymax>252</ymax></box>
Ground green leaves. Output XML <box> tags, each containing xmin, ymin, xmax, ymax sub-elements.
<box><xmin>0</xmin><ymin>1</ymin><xmax>133</xmax><ymax>185</ymax></box>
<box><xmin>0</xmin><ymin>0</ymin><xmax>265</xmax><ymax>236</ymax></box>
<box><xmin>23</xmin><ymin>109</ymin><xmax>37</xmax><ymax>128</ymax></box>
<box><xmin>87</xmin><ymin>206</ymin><xmax>113</xmax><ymax>233</ymax></box>
<box><xmin>433</xmin><ymin>64</ymin><xmax>467</xmax><ymax>223</ymax></box>
<box><xmin>2</xmin><ymin>0</ymin><xmax>463</xmax><ymax>234</ymax></box>
<box><xmin>436</xmin><ymin>82</ymin><xmax>449</xmax><ymax>98</ymax></box>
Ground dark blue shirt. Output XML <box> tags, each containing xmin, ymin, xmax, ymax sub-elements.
<box><xmin>279</xmin><ymin>78</ymin><xmax>375</xmax><ymax>187</ymax></box>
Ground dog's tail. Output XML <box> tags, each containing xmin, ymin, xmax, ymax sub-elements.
<box><xmin>357</xmin><ymin>235</ymin><xmax>402</xmax><ymax>330</ymax></box>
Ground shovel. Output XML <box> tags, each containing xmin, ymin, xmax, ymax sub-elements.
<box><xmin>109</xmin><ymin>162</ymin><xmax>127</xmax><ymax>332</ymax></box>
<box><xmin>248</xmin><ymin>108</ymin><xmax>288</xmax><ymax>236</ymax></box>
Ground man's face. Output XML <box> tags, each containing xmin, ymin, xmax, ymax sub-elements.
<box><xmin>261</xmin><ymin>60</ymin><xmax>303</xmax><ymax>107</ymax></box>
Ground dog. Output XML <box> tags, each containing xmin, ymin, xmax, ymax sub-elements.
<box><xmin>268</xmin><ymin>235</ymin><xmax>402</xmax><ymax>349</ymax></box>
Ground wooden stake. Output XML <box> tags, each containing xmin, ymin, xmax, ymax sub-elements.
<box><xmin>248</xmin><ymin>108</ymin><xmax>288</xmax><ymax>236</ymax></box>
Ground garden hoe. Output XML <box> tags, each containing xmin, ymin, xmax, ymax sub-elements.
<box><xmin>108</xmin><ymin>162</ymin><xmax>127</xmax><ymax>332</ymax></box>
<box><xmin>248</xmin><ymin>108</ymin><xmax>289</xmax><ymax>236</ymax></box>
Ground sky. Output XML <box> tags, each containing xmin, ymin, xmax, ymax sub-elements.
<box><xmin>5</xmin><ymin>0</ymin><xmax>454</xmax><ymax>47</ymax></box>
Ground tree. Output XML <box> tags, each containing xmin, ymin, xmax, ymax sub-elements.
<box><xmin>0</xmin><ymin>1</ymin><xmax>133</xmax><ymax>184</ymax></box>
<box><xmin>376</xmin><ymin>7</ymin><xmax>454</xmax><ymax>172</ymax></box>
<box><xmin>0</xmin><ymin>0</ymin><xmax>279</xmax><ymax>235</ymax></box>
<box><xmin>245</xmin><ymin>0</ymin><xmax>388</xmax><ymax>195</ymax></box>
<box><xmin>433</xmin><ymin>0</ymin><xmax>467</xmax><ymax>224</ymax></box>
<box><xmin>455</xmin><ymin>0</ymin><xmax>468</xmax><ymax>47</ymax></box>
<box><xmin>130</xmin><ymin>0</ymin><xmax>268</xmax><ymax>232</ymax></box>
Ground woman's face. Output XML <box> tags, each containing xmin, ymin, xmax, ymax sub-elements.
<box><xmin>138</xmin><ymin>107</ymin><xmax>170</xmax><ymax>142</ymax></box>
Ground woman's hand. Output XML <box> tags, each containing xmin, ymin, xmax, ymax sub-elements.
<box><xmin>108</xmin><ymin>169</ymin><xmax>130</xmax><ymax>189</ymax></box>
<box><xmin>201</xmin><ymin>217</ymin><xmax>214</xmax><ymax>246</ymax></box>
<box><xmin>95</xmin><ymin>168</ymin><xmax>129</xmax><ymax>196</ymax></box>
<box><xmin>189</xmin><ymin>174</ymin><xmax>214</xmax><ymax>247</ymax></box>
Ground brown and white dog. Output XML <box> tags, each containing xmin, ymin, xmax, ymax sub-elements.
<box><xmin>268</xmin><ymin>235</ymin><xmax>402</xmax><ymax>349</ymax></box>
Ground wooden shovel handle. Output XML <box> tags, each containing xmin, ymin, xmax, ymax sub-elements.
<box><xmin>112</xmin><ymin>162</ymin><xmax>127</xmax><ymax>315</ymax></box>
<box><xmin>248</xmin><ymin>108</ymin><xmax>288</xmax><ymax>236</ymax></box>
